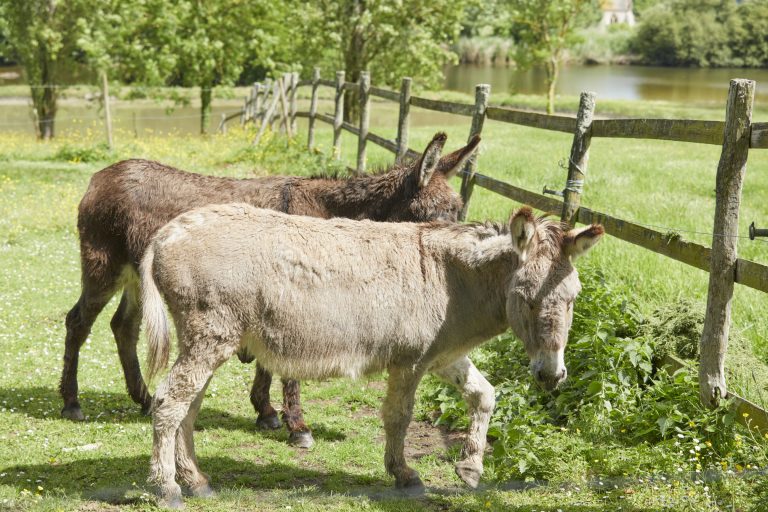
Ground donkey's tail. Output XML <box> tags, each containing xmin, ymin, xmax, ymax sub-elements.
<box><xmin>140</xmin><ymin>241</ymin><xmax>170</xmax><ymax>383</ymax></box>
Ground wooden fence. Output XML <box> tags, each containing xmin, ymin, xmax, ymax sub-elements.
<box><xmin>224</xmin><ymin>70</ymin><xmax>768</xmax><ymax>434</ymax></box>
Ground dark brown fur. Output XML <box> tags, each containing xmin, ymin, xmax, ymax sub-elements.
<box><xmin>61</xmin><ymin>133</ymin><xmax>479</xmax><ymax>444</ymax></box>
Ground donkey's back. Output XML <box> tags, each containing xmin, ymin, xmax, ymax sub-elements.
<box><xmin>79</xmin><ymin>159</ymin><xmax>286</xmax><ymax>267</ymax></box>
<box><xmin>145</xmin><ymin>204</ymin><xmax>451</xmax><ymax>381</ymax></box>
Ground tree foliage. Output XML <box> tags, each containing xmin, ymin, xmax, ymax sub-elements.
<box><xmin>507</xmin><ymin>0</ymin><xmax>597</xmax><ymax>114</ymax></box>
<box><xmin>632</xmin><ymin>0</ymin><xmax>768</xmax><ymax>68</ymax></box>
<box><xmin>0</xmin><ymin>0</ymin><xmax>93</xmax><ymax>138</ymax></box>
<box><xmin>289</xmin><ymin>0</ymin><xmax>466</xmax><ymax>121</ymax></box>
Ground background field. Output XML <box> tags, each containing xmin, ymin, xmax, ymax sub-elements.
<box><xmin>1</xmin><ymin>92</ymin><xmax>767</xmax><ymax>511</ymax></box>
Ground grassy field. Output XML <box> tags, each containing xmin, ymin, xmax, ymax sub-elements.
<box><xmin>1</xmin><ymin>92</ymin><xmax>767</xmax><ymax>511</ymax></box>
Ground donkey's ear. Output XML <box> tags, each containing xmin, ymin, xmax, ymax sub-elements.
<box><xmin>565</xmin><ymin>224</ymin><xmax>605</xmax><ymax>259</ymax></box>
<box><xmin>416</xmin><ymin>132</ymin><xmax>447</xmax><ymax>188</ymax></box>
<box><xmin>509</xmin><ymin>206</ymin><xmax>537</xmax><ymax>261</ymax></box>
<box><xmin>437</xmin><ymin>134</ymin><xmax>481</xmax><ymax>179</ymax></box>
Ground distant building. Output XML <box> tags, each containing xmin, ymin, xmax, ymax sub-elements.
<box><xmin>600</xmin><ymin>0</ymin><xmax>636</xmax><ymax>27</ymax></box>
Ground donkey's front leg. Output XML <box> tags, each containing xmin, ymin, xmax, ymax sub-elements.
<box><xmin>434</xmin><ymin>356</ymin><xmax>494</xmax><ymax>488</ymax></box>
<box><xmin>281</xmin><ymin>378</ymin><xmax>314</xmax><ymax>448</ymax></box>
<box><xmin>382</xmin><ymin>366</ymin><xmax>424</xmax><ymax>490</ymax></box>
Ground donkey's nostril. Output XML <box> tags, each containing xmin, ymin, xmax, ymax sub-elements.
<box><xmin>558</xmin><ymin>368</ymin><xmax>567</xmax><ymax>380</ymax></box>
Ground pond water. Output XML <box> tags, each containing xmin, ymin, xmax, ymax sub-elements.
<box><xmin>444</xmin><ymin>63</ymin><xmax>768</xmax><ymax>104</ymax></box>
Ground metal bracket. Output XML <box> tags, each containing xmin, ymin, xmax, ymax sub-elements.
<box><xmin>542</xmin><ymin>185</ymin><xmax>564</xmax><ymax>198</ymax></box>
<box><xmin>749</xmin><ymin>222</ymin><xmax>768</xmax><ymax>240</ymax></box>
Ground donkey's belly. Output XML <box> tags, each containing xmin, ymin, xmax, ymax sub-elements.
<box><xmin>240</xmin><ymin>331</ymin><xmax>389</xmax><ymax>380</ymax></box>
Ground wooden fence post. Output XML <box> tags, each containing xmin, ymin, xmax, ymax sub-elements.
<box><xmin>699</xmin><ymin>78</ymin><xmax>755</xmax><ymax>407</ymax></box>
<box><xmin>459</xmin><ymin>83</ymin><xmax>490</xmax><ymax>221</ymax></box>
<box><xmin>277</xmin><ymin>74</ymin><xmax>293</xmax><ymax>138</ymax></box>
<box><xmin>307</xmin><ymin>68</ymin><xmax>320</xmax><ymax>150</ymax></box>
<box><xmin>290</xmin><ymin>71</ymin><xmax>299</xmax><ymax>134</ymax></box>
<box><xmin>332</xmin><ymin>70</ymin><xmax>345</xmax><ymax>160</ymax></box>
<box><xmin>101</xmin><ymin>71</ymin><xmax>113</xmax><ymax>150</ymax></box>
<box><xmin>561</xmin><ymin>91</ymin><xmax>597</xmax><ymax>225</ymax></box>
<box><xmin>260</xmin><ymin>78</ymin><xmax>272</xmax><ymax>122</ymax></box>
<box><xmin>253</xmin><ymin>83</ymin><xmax>262</xmax><ymax>125</ymax></box>
<box><xmin>395</xmin><ymin>77</ymin><xmax>412</xmax><ymax>164</ymax></box>
<box><xmin>356</xmin><ymin>71</ymin><xmax>371</xmax><ymax>174</ymax></box>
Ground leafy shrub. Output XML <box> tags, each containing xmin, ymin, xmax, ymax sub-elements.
<box><xmin>422</xmin><ymin>266</ymin><xmax>768</xmax><ymax>481</ymax></box>
<box><xmin>51</xmin><ymin>142</ymin><xmax>114</xmax><ymax>163</ymax></box>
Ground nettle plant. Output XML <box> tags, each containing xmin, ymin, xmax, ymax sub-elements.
<box><xmin>423</xmin><ymin>266</ymin><xmax>768</xmax><ymax>481</ymax></box>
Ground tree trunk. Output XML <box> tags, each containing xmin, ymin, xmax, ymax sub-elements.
<box><xmin>200</xmin><ymin>86</ymin><xmax>213</xmax><ymax>134</ymax></box>
<box><xmin>343</xmin><ymin>0</ymin><xmax>365</xmax><ymax>123</ymax></box>
<box><xmin>545</xmin><ymin>57</ymin><xmax>559</xmax><ymax>115</ymax></box>
<box><xmin>30</xmin><ymin>61</ymin><xmax>57</xmax><ymax>140</ymax></box>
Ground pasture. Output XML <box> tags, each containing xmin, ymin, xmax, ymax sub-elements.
<box><xmin>0</xmin><ymin>95</ymin><xmax>767</xmax><ymax>511</ymax></box>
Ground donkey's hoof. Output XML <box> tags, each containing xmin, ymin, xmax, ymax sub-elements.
<box><xmin>190</xmin><ymin>483</ymin><xmax>216</xmax><ymax>498</ymax></box>
<box><xmin>455</xmin><ymin>460</ymin><xmax>482</xmax><ymax>489</ymax></box>
<box><xmin>236</xmin><ymin>348</ymin><xmax>256</xmax><ymax>364</ymax></box>
<box><xmin>288</xmin><ymin>431</ymin><xmax>315</xmax><ymax>449</ymax></box>
<box><xmin>395</xmin><ymin>470</ymin><xmax>424</xmax><ymax>492</ymax></box>
<box><xmin>159</xmin><ymin>495</ymin><xmax>185</xmax><ymax>510</ymax></box>
<box><xmin>255</xmin><ymin>414</ymin><xmax>282</xmax><ymax>430</ymax></box>
<box><xmin>61</xmin><ymin>405</ymin><xmax>84</xmax><ymax>421</ymax></box>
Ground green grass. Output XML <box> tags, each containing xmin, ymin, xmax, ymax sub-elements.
<box><xmin>1</xmin><ymin>102</ymin><xmax>767</xmax><ymax>511</ymax></box>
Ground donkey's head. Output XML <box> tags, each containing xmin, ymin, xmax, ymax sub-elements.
<box><xmin>387</xmin><ymin>132</ymin><xmax>480</xmax><ymax>222</ymax></box>
<box><xmin>505</xmin><ymin>207</ymin><xmax>604</xmax><ymax>391</ymax></box>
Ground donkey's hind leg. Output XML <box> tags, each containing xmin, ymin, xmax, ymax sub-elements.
<box><xmin>382</xmin><ymin>366</ymin><xmax>424</xmax><ymax>490</ymax></box>
<box><xmin>60</xmin><ymin>260</ymin><xmax>120</xmax><ymax>420</ymax></box>
<box><xmin>150</xmin><ymin>340</ymin><xmax>237</xmax><ymax>509</ymax></box>
<box><xmin>434</xmin><ymin>356</ymin><xmax>494</xmax><ymax>488</ymax></box>
<box><xmin>281</xmin><ymin>378</ymin><xmax>314</xmax><ymax>448</ymax></box>
<box><xmin>111</xmin><ymin>280</ymin><xmax>152</xmax><ymax>414</ymax></box>
<box><xmin>175</xmin><ymin>377</ymin><xmax>214</xmax><ymax>498</ymax></box>
<box><xmin>250</xmin><ymin>364</ymin><xmax>282</xmax><ymax>430</ymax></box>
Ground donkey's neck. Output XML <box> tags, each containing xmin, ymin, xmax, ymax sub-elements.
<box><xmin>426</xmin><ymin>223</ymin><xmax>519</xmax><ymax>345</ymax></box>
<box><xmin>317</xmin><ymin>168</ymin><xmax>414</xmax><ymax>220</ymax></box>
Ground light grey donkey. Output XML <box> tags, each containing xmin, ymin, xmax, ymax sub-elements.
<box><xmin>140</xmin><ymin>203</ymin><xmax>604</xmax><ymax>508</ymax></box>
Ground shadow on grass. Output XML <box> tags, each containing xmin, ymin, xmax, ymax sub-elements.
<box><xmin>0</xmin><ymin>386</ymin><xmax>346</xmax><ymax>443</ymax></box>
<box><xmin>0</xmin><ymin>455</ymin><xmax>659</xmax><ymax>512</ymax></box>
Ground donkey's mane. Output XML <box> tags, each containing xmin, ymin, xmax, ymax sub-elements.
<box><xmin>307</xmin><ymin>162</ymin><xmax>410</xmax><ymax>181</ymax></box>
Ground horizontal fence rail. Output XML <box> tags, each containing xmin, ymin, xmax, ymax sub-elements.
<box><xmin>591</xmin><ymin>118</ymin><xmax>725</xmax><ymax>145</ymax></box>
<box><xmin>753</xmin><ymin>122</ymin><xmax>768</xmax><ymax>148</ymax></box>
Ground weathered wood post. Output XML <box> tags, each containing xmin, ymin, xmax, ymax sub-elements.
<box><xmin>395</xmin><ymin>77</ymin><xmax>412</xmax><ymax>164</ymax></box>
<box><xmin>332</xmin><ymin>70</ymin><xmax>345</xmax><ymax>160</ymax></box>
<box><xmin>290</xmin><ymin>71</ymin><xmax>299</xmax><ymax>134</ymax></box>
<box><xmin>253</xmin><ymin>80</ymin><xmax>281</xmax><ymax>146</ymax></box>
<box><xmin>101</xmin><ymin>71</ymin><xmax>113</xmax><ymax>150</ymax></box>
<box><xmin>278</xmin><ymin>74</ymin><xmax>293</xmax><ymax>138</ymax></box>
<box><xmin>308</xmin><ymin>68</ymin><xmax>320</xmax><ymax>150</ymax></box>
<box><xmin>699</xmin><ymin>78</ymin><xmax>755</xmax><ymax>407</ymax></box>
<box><xmin>253</xmin><ymin>83</ymin><xmax>262</xmax><ymax>125</ymax></box>
<box><xmin>240</xmin><ymin>94</ymin><xmax>248</xmax><ymax>125</ymax></box>
<box><xmin>356</xmin><ymin>71</ymin><xmax>371</xmax><ymax>174</ymax></box>
<box><xmin>561</xmin><ymin>91</ymin><xmax>597</xmax><ymax>225</ymax></box>
<box><xmin>260</xmin><ymin>78</ymin><xmax>272</xmax><ymax>122</ymax></box>
<box><xmin>458</xmin><ymin>83</ymin><xmax>490</xmax><ymax>221</ymax></box>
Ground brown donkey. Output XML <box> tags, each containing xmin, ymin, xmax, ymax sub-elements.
<box><xmin>61</xmin><ymin>132</ymin><xmax>480</xmax><ymax>447</ymax></box>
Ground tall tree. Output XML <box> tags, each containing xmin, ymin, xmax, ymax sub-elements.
<box><xmin>292</xmin><ymin>0</ymin><xmax>466</xmax><ymax>122</ymax></box>
<box><xmin>79</xmin><ymin>0</ymin><xmax>281</xmax><ymax>134</ymax></box>
<box><xmin>0</xmin><ymin>0</ymin><xmax>92</xmax><ymax>138</ymax></box>
<box><xmin>508</xmin><ymin>0</ymin><xmax>596</xmax><ymax>114</ymax></box>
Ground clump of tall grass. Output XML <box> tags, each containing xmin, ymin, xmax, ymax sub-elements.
<box><xmin>454</xmin><ymin>36</ymin><xmax>515</xmax><ymax>66</ymax></box>
<box><xmin>571</xmin><ymin>25</ymin><xmax>636</xmax><ymax>65</ymax></box>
